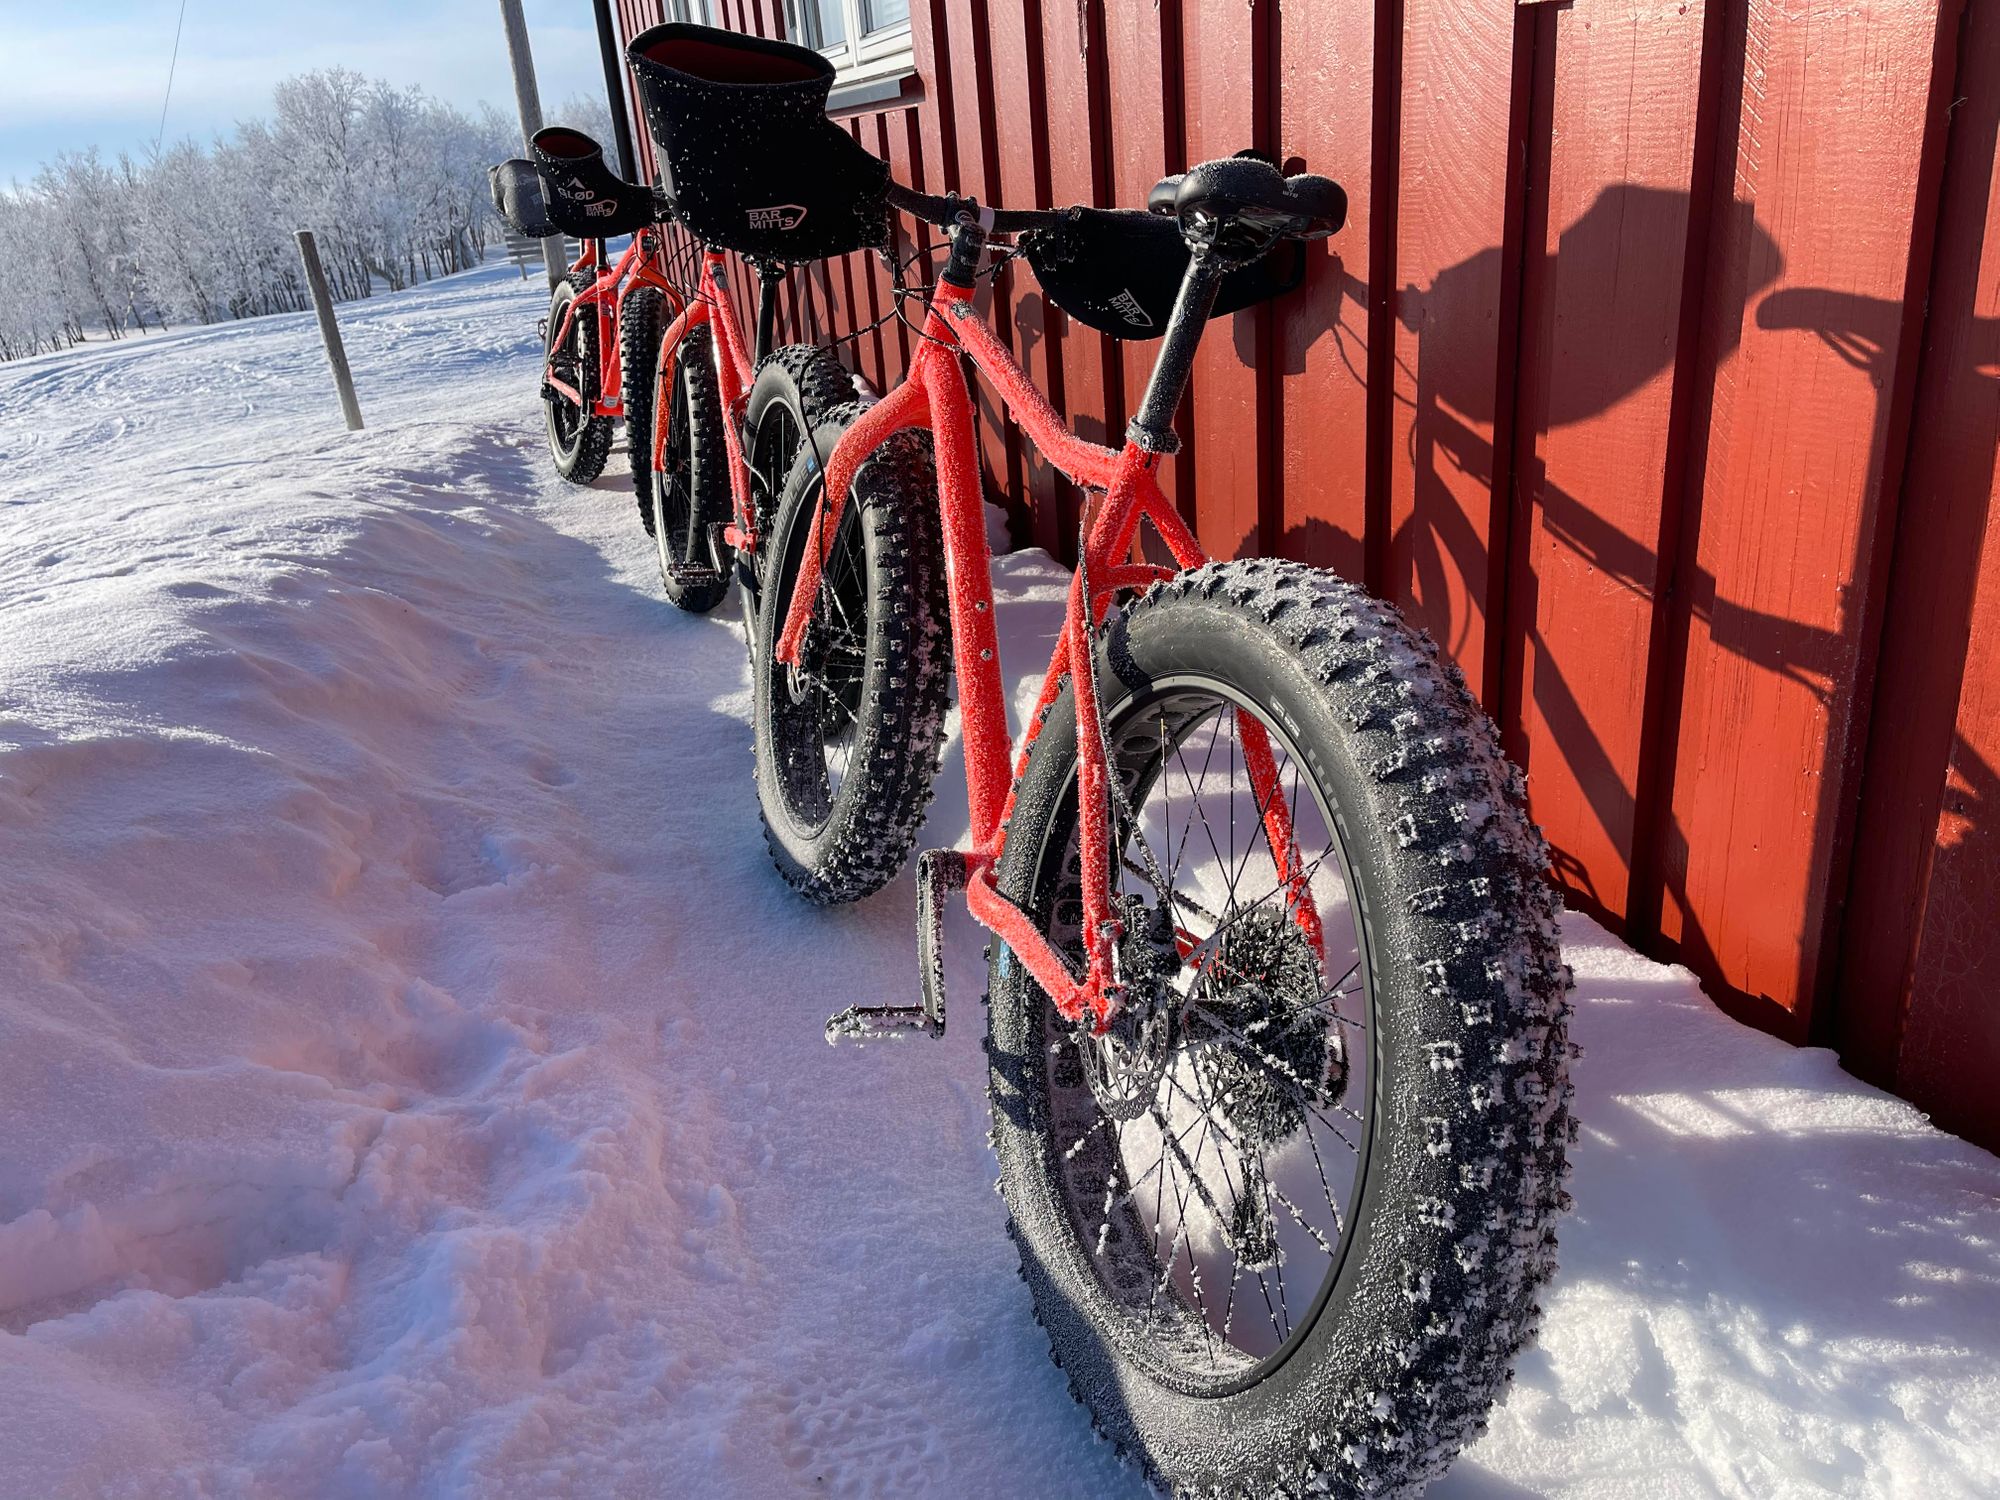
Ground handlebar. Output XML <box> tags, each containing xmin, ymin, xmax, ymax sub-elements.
<box><xmin>883</xmin><ymin>180</ymin><xmax>1070</xmax><ymax>235</ymax></box>
<box><xmin>881</xmin><ymin>153</ymin><xmax>1343</xmax><ymax>258</ymax></box>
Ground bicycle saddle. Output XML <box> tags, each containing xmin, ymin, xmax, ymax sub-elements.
<box><xmin>1149</xmin><ymin>151</ymin><xmax>1346</xmax><ymax>261</ymax></box>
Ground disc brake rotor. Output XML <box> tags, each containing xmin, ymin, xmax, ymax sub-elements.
<box><xmin>1080</xmin><ymin>897</ymin><xmax>1182</xmax><ymax>1122</ymax></box>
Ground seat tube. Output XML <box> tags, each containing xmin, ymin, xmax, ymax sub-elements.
<box><xmin>1126</xmin><ymin>255</ymin><xmax>1224</xmax><ymax>454</ymax></box>
<box><xmin>755</xmin><ymin>260</ymin><xmax>783</xmax><ymax>364</ymax></box>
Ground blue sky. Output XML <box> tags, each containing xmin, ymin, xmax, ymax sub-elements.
<box><xmin>0</xmin><ymin>0</ymin><xmax>613</xmax><ymax>184</ymax></box>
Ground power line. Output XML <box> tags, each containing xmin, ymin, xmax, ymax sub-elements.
<box><xmin>154</xmin><ymin>0</ymin><xmax>191</xmax><ymax>156</ymax></box>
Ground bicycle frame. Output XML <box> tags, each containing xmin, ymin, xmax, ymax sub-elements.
<box><xmin>647</xmin><ymin>249</ymin><xmax>768</xmax><ymax>553</ymax></box>
<box><xmin>543</xmin><ymin>230</ymin><xmax>683</xmax><ymax>418</ymax></box>
<box><xmin>774</xmin><ymin>263</ymin><xmax>1323</xmax><ymax>1032</ymax></box>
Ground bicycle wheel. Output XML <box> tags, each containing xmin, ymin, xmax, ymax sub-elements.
<box><xmin>619</xmin><ymin>284</ymin><xmax>664</xmax><ymax>533</ymax></box>
<box><xmin>649</xmin><ymin>321</ymin><xmax>731</xmax><ymax>613</ymax></box>
<box><xmin>986</xmin><ymin>557</ymin><xmax>1573</xmax><ymax>1498</ymax></box>
<box><xmin>544</xmin><ymin>271</ymin><xmax>614</xmax><ymax>485</ymax></box>
<box><xmin>750</xmin><ymin>405</ymin><xmax>950</xmax><ymax>905</ymax></box>
<box><xmin>742</xmin><ymin>345</ymin><xmax>857</xmax><ymax>640</ymax></box>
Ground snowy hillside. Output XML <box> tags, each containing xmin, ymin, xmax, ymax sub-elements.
<box><xmin>1</xmin><ymin>261</ymin><xmax>1995</xmax><ymax>1499</ymax></box>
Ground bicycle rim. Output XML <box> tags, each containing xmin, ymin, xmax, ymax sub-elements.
<box><xmin>1023</xmin><ymin>677</ymin><xmax>1376</xmax><ymax>1394</ymax></box>
<box><xmin>766</xmin><ymin>490</ymin><xmax>868</xmax><ymax>833</ymax></box>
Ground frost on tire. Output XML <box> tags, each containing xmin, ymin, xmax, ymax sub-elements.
<box><xmin>650</xmin><ymin>321</ymin><xmax>731</xmax><ymax>614</ymax></box>
<box><xmin>750</xmin><ymin>406</ymin><xmax>951</xmax><ymax>906</ymax></box>
<box><xmin>619</xmin><ymin>284</ymin><xmax>664</xmax><ymax>534</ymax></box>
<box><xmin>984</xmin><ymin>557</ymin><xmax>1575</xmax><ymax>1500</ymax></box>
<box><xmin>543</xmin><ymin>270</ymin><xmax>614</xmax><ymax>486</ymax></box>
<box><xmin>739</xmin><ymin>343</ymin><xmax>857</xmax><ymax>643</ymax></box>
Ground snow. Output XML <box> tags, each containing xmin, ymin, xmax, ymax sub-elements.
<box><xmin>2</xmin><ymin>259</ymin><xmax>1997</xmax><ymax>1499</ymax></box>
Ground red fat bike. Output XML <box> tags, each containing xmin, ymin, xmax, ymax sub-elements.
<box><xmin>490</xmin><ymin>128</ymin><xmax>680</xmax><ymax>498</ymax></box>
<box><xmin>494</xmin><ymin>122</ymin><xmax>845</xmax><ymax>589</ymax></box>
<box><xmin>501</xmin><ymin>127</ymin><xmax>855</xmax><ymax>617</ymax></box>
<box><xmin>627</xmin><ymin>24</ymin><xmax>1574</xmax><ymax>1499</ymax></box>
<box><xmin>538</xmin><ymin>227</ymin><xmax>672</xmax><ymax>490</ymax></box>
<box><xmin>640</xmin><ymin>242</ymin><xmax>854</xmax><ymax>617</ymax></box>
<box><xmin>743</xmin><ymin>166</ymin><xmax>1576</xmax><ymax>1496</ymax></box>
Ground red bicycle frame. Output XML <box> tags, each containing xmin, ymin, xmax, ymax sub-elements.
<box><xmin>542</xmin><ymin>229</ymin><xmax>683</xmax><ymax>418</ymax></box>
<box><xmin>774</xmin><ymin>270</ymin><xmax>1322</xmax><ymax>1032</ymax></box>
<box><xmin>647</xmin><ymin>249</ymin><xmax>767</xmax><ymax>553</ymax></box>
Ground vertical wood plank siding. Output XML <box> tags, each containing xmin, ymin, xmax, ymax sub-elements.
<box><xmin>609</xmin><ymin>0</ymin><xmax>2000</xmax><ymax>1150</ymax></box>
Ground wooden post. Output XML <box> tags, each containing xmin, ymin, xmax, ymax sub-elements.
<box><xmin>499</xmin><ymin>0</ymin><xmax>567</xmax><ymax>289</ymax></box>
<box><xmin>294</xmin><ymin>230</ymin><xmax>363</xmax><ymax>432</ymax></box>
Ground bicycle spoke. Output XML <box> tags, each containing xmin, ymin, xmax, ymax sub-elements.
<box><xmin>1038</xmin><ymin>681</ymin><xmax>1374</xmax><ymax>1383</ymax></box>
<box><xmin>1179</xmin><ymin>1057</ymin><xmax>1289</xmax><ymax>1349</ymax></box>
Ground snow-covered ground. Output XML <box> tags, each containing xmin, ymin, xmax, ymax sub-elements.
<box><xmin>2</xmin><ymin>261</ymin><xmax>1996</xmax><ymax>1499</ymax></box>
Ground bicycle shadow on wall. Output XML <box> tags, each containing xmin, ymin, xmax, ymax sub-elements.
<box><xmin>1327</xmin><ymin>189</ymin><xmax>1778</xmax><ymax>928</ymax></box>
<box><xmin>1363</xmin><ymin>179</ymin><xmax>2000</xmax><ymax>1053</ymax></box>
<box><xmin>1748</xmin><ymin>281</ymin><xmax>2000</xmax><ymax>1067</ymax></box>
<box><xmin>1274</xmin><ymin>187</ymin><xmax>1853</xmax><ymax>1000</ymax></box>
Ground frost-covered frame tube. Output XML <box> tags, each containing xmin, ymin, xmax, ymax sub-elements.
<box><xmin>542</xmin><ymin>229</ymin><xmax>685</xmax><ymax>418</ymax></box>
<box><xmin>773</xmin><ymin>218</ymin><xmax>1321</xmax><ymax>1030</ymax></box>
<box><xmin>646</xmin><ymin>248</ymin><xmax>773</xmax><ymax>550</ymax></box>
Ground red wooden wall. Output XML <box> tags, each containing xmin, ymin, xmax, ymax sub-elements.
<box><xmin>611</xmin><ymin>0</ymin><xmax>2000</xmax><ymax>1153</ymax></box>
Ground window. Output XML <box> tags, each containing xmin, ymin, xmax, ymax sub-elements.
<box><xmin>666</xmin><ymin>0</ymin><xmax>712</xmax><ymax>20</ymax></box>
<box><xmin>785</xmin><ymin>0</ymin><xmax>914</xmax><ymax>88</ymax></box>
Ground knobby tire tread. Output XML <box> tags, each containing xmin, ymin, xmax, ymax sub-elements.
<box><xmin>753</xmin><ymin>405</ymin><xmax>951</xmax><ymax>906</ymax></box>
<box><xmin>546</xmin><ymin>270</ymin><xmax>614</xmax><ymax>486</ymax></box>
<box><xmin>985</xmin><ymin>557</ymin><xmax>1575</xmax><ymax>1500</ymax></box>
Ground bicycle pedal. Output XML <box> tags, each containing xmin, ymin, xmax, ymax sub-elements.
<box><xmin>917</xmin><ymin>849</ymin><xmax>969</xmax><ymax>1035</ymax></box>
<box><xmin>665</xmin><ymin>559</ymin><xmax>724</xmax><ymax>587</ymax></box>
<box><xmin>824</xmin><ymin>853</ymin><xmax>967</xmax><ymax>1046</ymax></box>
<box><xmin>825</xmin><ymin>1004</ymin><xmax>940</xmax><ymax>1044</ymax></box>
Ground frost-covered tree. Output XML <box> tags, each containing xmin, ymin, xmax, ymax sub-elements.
<box><xmin>0</xmin><ymin>68</ymin><xmax>526</xmax><ymax>359</ymax></box>
<box><xmin>552</xmin><ymin>92</ymin><xmax>617</xmax><ymax>162</ymax></box>
<box><xmin>0</xmin><ymin>192</ymin><xmax>82</xmax><ymax>358</ymax></box>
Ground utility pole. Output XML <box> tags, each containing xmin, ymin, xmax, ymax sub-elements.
<box><xmin>294</xmin><ymin>231</ymin><xmax>363</xmax><ymax>431</ymax></box>
<box><xmin>498</xmin><ymin>0</ymin><xmax>567</xmax><ymax>289</ymax></box>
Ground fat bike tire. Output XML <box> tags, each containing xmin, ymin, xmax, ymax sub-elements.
<box><xmin>544</xmin><ymin>270</ymin><xmax>613</xmax><ymax>485</ymax></box>
<box><xmin>619</xmin><ymin>284</ymin><xmax>664</xmax><ymax>533</ymax></box>
<box><xmin>984</xmin><ymin>557</ymin><xmax>1575</xmax><ymax>1499</ymax></box>
<box><xmin>650</xmin><ymin>321</ymin><xmax>732</xmax><ymax>613</ymax></box>
<box><xmin>740</xmin><ymin>344</ymin><xmax>858</xmax><ymax>644</ymax></box>
<box><xmin>751</xmin><ymin>403</ymin><xmax>950</xmax><ymax>905</ymax></box>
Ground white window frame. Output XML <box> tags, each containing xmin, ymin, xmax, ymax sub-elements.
<box><xmin>785</xmin><ymin>0</ymin><xmax>915</xmax><ymax>90</ymax></box>
<box><xmin>667</xmin><ymin>0</ymin><xmax>713</xmax><ymax>22</ymax></box>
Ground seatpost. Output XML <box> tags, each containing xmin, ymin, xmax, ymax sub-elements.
<box><xmin>1127</xmin><ymin>254</ymin><xmax>1225</xmax><ymax>454</ymax></box>
<box><xmin>755</xmin><ymin>260</ymin><xmax>784</xmax><ymax>363</ymax></box>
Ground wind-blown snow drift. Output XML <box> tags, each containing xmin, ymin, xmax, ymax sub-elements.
<box><xmin>1</xmin><ymin>262</ymin><xmax>1995</xmax><ymax>1499</ymax></box>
